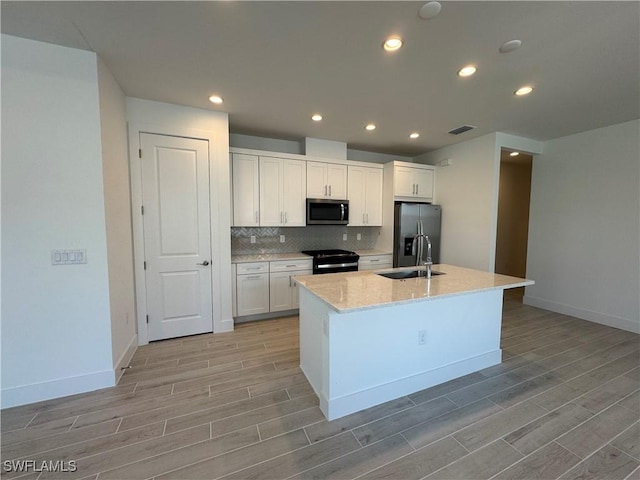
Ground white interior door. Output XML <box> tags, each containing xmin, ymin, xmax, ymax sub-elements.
<box><xmin>141</xmin><ymin>133</ymin><xmax>213</xmax><ymax>341</ymax></box>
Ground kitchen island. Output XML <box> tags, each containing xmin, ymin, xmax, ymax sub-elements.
<box><xmin>295</xmin><ymin>264</ymin><xmax>534</xmax><ymax>420</ymax></box>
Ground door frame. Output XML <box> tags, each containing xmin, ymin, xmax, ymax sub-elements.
<box><xmin>129</xmin><ymin>122</ymin><xmax>234</xmax><ymax>345</ymax></box>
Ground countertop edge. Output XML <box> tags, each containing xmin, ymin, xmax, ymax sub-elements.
<box><xmin>295</xmin><ymin>264</ymin><xmax>535</xmax><ymax>313</ymax></box>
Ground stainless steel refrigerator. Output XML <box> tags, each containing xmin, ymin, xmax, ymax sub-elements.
<box><xmin>393</xmin><ymin>202</ymin><xmax>442</xmax><ymax>267</ymax></box>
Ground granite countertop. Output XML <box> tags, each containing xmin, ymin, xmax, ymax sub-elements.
<box><xmin>295</xmin><ymin>264</ymin><xmax>534</xmax><ymax>312</ymax></box>
<box><xmin>231</xmin><ymin>252</ymin><xmax>312</xmax><ymax>263</ymax></box>
<box><xmin>231</xmin><ymin>250</ymin><xmax>391</xmax><ymax>263</ymax></box>
<box><xmin>354</xmin><ymin>249</ymin><xmax>392</xmax><ymax>256</ymax></box>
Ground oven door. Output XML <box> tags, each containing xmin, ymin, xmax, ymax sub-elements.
<box><xmin>315</xmin><ymin>261</ymin><xmax>358</xmax><ymax>274</ymax></box>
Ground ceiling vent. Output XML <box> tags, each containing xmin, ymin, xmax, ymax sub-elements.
<box><xmin>448</xmin><ymin>125</ymin><xmax>476</xmax><ymax>135</ymax></box>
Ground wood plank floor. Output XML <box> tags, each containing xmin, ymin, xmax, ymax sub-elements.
<box><xmin>2</xmin><ymin>299</ymin><xmax>639</xmax><ymax>480</ymax></box>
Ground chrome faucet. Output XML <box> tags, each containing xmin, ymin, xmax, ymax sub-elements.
<box><xmin>412</xmin><ymin>234</ymin><xmax>433</xmax><ymax>279</ymax></box>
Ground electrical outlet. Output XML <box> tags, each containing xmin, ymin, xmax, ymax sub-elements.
<box><xmin>343</xmin><ymin>233</ymin><xmax>348</xmax><ymax>241</ymax></box>
<box><xmin>357</xmin><ymin>233</ymin><xmax>362</xmax><ymax>241</ymax></box>
<box><xmin>418</xmin><ymin>330</ymin><xmax>427</xmax><ymax>345</ymax></box>
<box><xmin>250</xmin><ymin>235</ymin><xmax>256</xmax><ymax>244</ymax></box>
<box><xmin>279</xmin><ymin>235</ymin><xmax>285</xmax><ymax>243</ymax></box>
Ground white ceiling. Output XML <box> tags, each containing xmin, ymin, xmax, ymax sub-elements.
<box><xmin>2</xmin><ymin>1</ymin><xmax>639</xmax><ymax>156</ymax></box>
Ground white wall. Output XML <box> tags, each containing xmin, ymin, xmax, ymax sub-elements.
<box><xmin>419</xmin><ymin>134</ymin><xmax>501</xmax><ymax>271</ymax></box>
<box><xmin>126</xmin><ymin>98</ymin><xmax>232</xmax><ymax>342</ymax></box>
<box><xmin>97</xmin><ymin>58</ymin><xmax>137</xmax><ymax>376</ymax></box>
<box><xmin>418</xmin><ymin>133</ymin><xmax>543</xmax><ymax>272</ymax></box>
<box><xmin>1</xmin><ymin>35</ymin><xmax>114</xmax><ymax>407</ymax></box>
<box><xmin>229</xmin><ymin>132</ymin><xmax>413</xmax><ymax>164</ymax></box>
<box><xmin>525</xmin><ymin>120</ymin><xmax>640</xmax><ymax>333</ymax></box>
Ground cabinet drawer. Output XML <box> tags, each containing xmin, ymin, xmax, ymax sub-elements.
<box><xmin>237</xmin><ymin>262</ymin><xmax>269</xmax><ymax>274</ymax></box>
<box><xmin>359</xmin><ymin>254</ymin><xmax>392</xmax><ymax>270</ymax></box>
<box><xmin>270</xmin><ymin>259</ymin><xmax>313</xmax><ymax>272</ymax></box>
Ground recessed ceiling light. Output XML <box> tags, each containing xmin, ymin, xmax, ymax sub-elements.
<box><xmin>409</xmin><ymin>132</ymin><xmax>420</xmax><ymax>139</ymax></box>
<box><xmin>514</xmin><ymin>86</ymin><xmax>534</xmax><ymax>96</ymax></box>
<box><xmin>510</xmin><ymin>151</ymin><xmax>520</xmax><ymax>157</ymax></box>
<box><xmin>208</xmin><ymin>95</ymin><xmax>223</xmax><ymax>104</ymax></box>
<box><xmin>311</xmin><ymin>114</ymin><xmax>323</xmax><ymax>122</ymax></box>
<box><xmin>365</xmin><ymin>124</ymin><xmax>376</xmax><ymax>131</ymax></box>
<box><xmin>383</xmin><ymin>36</ymin><xmax>403</xmax><ymax>52</ymax></box>
<box><xmin>418</xmin><ymin>1</ymin><xmax>442</xmax><ymax>19</ymax></box>
<box><xmin>499</xmin><ymin>39</ymin><xmax>522</xmax><ymax>53</ymax></box>
<box><xmin>458</xmin><ymin>65</ymin><xmax>477</xmax><ymax>77</ymax></box>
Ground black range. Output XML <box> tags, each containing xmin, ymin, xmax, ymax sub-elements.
<box><xmin>301</xmin><ymin>249</ymin><xmax>360</xmax><ymax>275</ymax></box>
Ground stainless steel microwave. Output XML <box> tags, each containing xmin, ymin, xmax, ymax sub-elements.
<box><xmin>306</xmin><ymin>199</ymin><xmax>349</xmax><ymax>225</ymax></box>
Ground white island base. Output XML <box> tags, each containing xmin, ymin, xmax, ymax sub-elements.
<box><xmin>299</xmin><ymin>283</ymin><xmax>505</xmax><ymax>420</ymax></box>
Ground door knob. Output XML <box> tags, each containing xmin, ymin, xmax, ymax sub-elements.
<box><xmin>197</xmin><ymin>260</ymin><xmax>210</xmax><ymax>266</ymax></box>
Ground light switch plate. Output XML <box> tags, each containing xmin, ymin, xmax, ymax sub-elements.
<box><xmin>52</xmin><ymin>249</ymin><xmax>87</xmax><ymax>265</ymax></box>
<box><xmin>279</xmin><ymin>235</ymin><xmax>285</xmax><ymax>243</ymax></box>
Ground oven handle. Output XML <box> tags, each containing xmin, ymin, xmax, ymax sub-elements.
<box><xmin>316</xmin><ymin>262</ymin><xmax>359</xmax><ymax>269</ymax></box>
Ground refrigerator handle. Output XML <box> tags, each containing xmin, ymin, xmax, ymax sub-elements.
<box><xmin>418</xmin><ymin>220</ymin><xmax>424</xmax><ymax>264</ymax></box>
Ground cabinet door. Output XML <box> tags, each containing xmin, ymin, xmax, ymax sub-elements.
<box><xmin>282</xmin><ymin>159</ymin><xmax>306</xmax><ymax>226</ymax></box>
<box><xmin>394</xmin><ymin>166</ymin><xmax>416</xmax><ymax>197</ymax></box>
<box><xmin>414</xmin><ymin>168</ymin><xmax>434</xmax><ymax>200</ymax></box>
<box><xmin>347</xmin><ymin>166</ymin><xmax>366</xmax><ymax>226</ymax></box>
<box><xmin>232</xmin><ymin>154</ymin><xmax>259</xmax><ymax>226</ymax></box>
<box><xmin>306</xmin><ymin>161</ymin><xmax>327</xmax><ymax>198</ymax></box>
<box><xmin>364</xmin><ymin>168</ymin><xmax>383</xmax><ymax>225</ymax></box>
<box><xmin>327</xmin><ymin>163</ymin><xmax>348</xmax><ymax>199</ymax></box>
<box><xmin>236</xmin><ymin>274</ymin><xmax>269</xmax><ymax>316</ymax></box>
<box><xmin>259</xmin><ymin>157</ymin><xmax>283</xmax><ymax>226</ymax></box>
<box><xmin>269</xmin><ymin>271</ymin><xmax>293</xmax><ymax>312</ymax></box>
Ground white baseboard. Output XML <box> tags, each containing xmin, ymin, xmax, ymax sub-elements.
<box><xmin>217</xmin><ymin>317</ymin><xmax>234</xmax><ymax>333</ymax></box>
<box><xmin>523</xmin><ymin>295</ymin><xmax>640</xmax><ymax>334</ymax></box>
<box><xmin>114</xmin><ymin>334</ymin><xmax>138</xmax><ymax>383</ymax></box>
<box><xmin>1</xmin><ymin>369</ymin><xmax>115</xmax><ymax>409</ymax></box>
<box><xmin>318</xmin><ymin>350</ymin><xmax>501</xmax><ymax>421</ymax></box>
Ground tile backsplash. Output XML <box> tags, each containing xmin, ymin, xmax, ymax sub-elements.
<box><xmin>231</xmin><ymin>226</ymin><xmax>380</xmax><ymax>255</ymax></box>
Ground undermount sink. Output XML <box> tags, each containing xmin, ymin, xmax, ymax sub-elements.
<box><xmin>377</xmin><ymin>269</ymin><xmax>445</xmax><ymax>280</ymax></box>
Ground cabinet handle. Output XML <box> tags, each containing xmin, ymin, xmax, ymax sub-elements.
<box><xmin>366</xmin><ymin>213</ymin><xmax>369</xmax><ymax>224</ymax></box>
<box><xmin>329</xmin><ymin>185</ymin><xmax>332</xmax><ymax>196</ymax></box>
<box><xmin>324</xmin><ymin>185</ymin><xmax>327</xmax><ymax>196</ymax></box>
<box><xmin>246</xmin><ymin>266</ymin><xmax>262</xmax><ymax>270</ymax></box>
<box><xmin>370</xmin><ymin>259</ymin><xmax>380</xmax><ymax>262</ymax></box>
<box><xmin>416</xmin><ymin>184</ymin><xmax>419</xmax><ymax>195</ymax></box>
<box><xmin>246</xmin><ymin>275</ymin><xmax>261</xmax><ymax>279</ymax></box>
<box><xmin>289</xmin><ymin>275</ymin><xmax>292</xmax><ymax>287</ymax></box>
<box><xmin>285</xmin><ymin>212</ymin><xmax>288</xmax><ymax>224</ymax></box>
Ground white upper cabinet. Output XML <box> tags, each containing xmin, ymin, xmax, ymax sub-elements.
<box><xmin>259</xmin><ymin>157</ymin><xmax>306</xmax><ymax>226</ymax></box>
<box><xmin>232</xmin><ymin>153</ymin><xmax>259</xmax><ymax>226</ymax></box>
<box><xmin>307</xmin><ymin>161</ymin><xmax>347</xmax><ymax>199</ymax></box>
<box><xmin>394</xmin><ymin>164</ymin><xmax>434</xmax><ymax>201</ymax></box>
<box><xmin>348</xmin><ymin>166</ymin><xmax>383</xmax><ymax>226</ymax></box>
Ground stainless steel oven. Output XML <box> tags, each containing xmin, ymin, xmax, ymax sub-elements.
<box><xmin>301</xmin><ymin>249</ymin><xmax>359</xmax><ymax>274</ymax></box>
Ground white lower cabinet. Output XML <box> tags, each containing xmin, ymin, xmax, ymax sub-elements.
<box><xmin>269</xmin><ymin>259</ymin><xmax>313</xmax><ymax>312</ymax></box>
<box><xmin>236</xmin><ymin>262</ymin><xmax>269</xmax><ymax>316</ymax></box>
<box><xmin>234</xmin><ymin>258</ymin><xmax>313</xmax><ymax>317</ymax></box>
<box><xmin>359</xmin><ymin>254</ymin><xmax>393</xmax><ymax>271</ymax></box>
